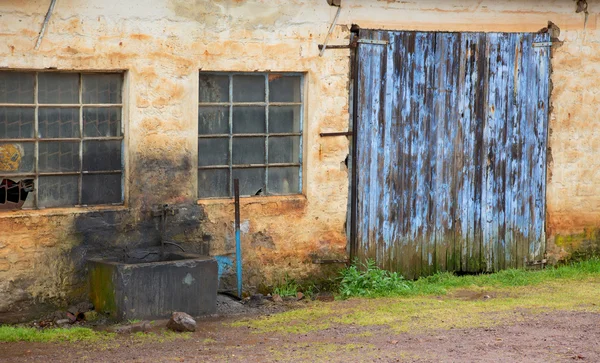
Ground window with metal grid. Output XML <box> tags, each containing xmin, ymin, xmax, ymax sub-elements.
<box><xmin>198</xmin><ymin>73</ymin><xmax>303</xmax><ymax>198</ymax></box>
<box><xmin>0</xmin><ymin>71</ymin><xmax>124</xmax><ymax>209</ymax></box>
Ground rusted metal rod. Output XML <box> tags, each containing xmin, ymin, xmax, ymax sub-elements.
<box><xmin>35</xmin><ymin>0</ymin><xmax>57</xmax><ymax>50</ymax></box>
<box><xmin>234</xmin><ymin>178</ymin><xmax>243</xmax><ymax>298</ymax></box>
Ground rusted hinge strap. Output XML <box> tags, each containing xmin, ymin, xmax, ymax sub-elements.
<box><xmin>320</xmin><ymin>131</ymin><xmax>353</xmax><ymax>137</ymax></box>
<box><xmin>357</xmin><ymin>39</ymin><xmax>388</xmax><ymax>46</ymax></box>
<box><xmin>318</xmin><ymin>44</ymin><xmax>351</xmax><ymax>50</ymax></box>
<box><xmin>532</xmin><ymin>42</ymin><xmax>552</xmax><ymax>48</ymax></box>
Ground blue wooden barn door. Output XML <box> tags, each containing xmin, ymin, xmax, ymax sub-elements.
<box><xmin>354</xmin><ymin>30</ymin><xmax>550</xmax><ymax>278</ymax></box>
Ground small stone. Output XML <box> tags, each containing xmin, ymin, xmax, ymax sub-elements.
<box><xmin>315</xmin><ymin>292</ymin><xmax>334</xmax><ymax>302</ymax></box>
<box><xmin>84</xmin><ymin>311</ymin><xmax>98</xmax><ymax>322</ymax></box>
<box><xmin>167</xmin><ymin>312</ymin><xmax>196</xmax><ymax>332</ymax></box>
<box><xmin>55</xmin><ymin>318</ymin><xmax>71</xmax><ymax>326</ymax></box>
<box><xmin>296</xmin><ymin>292</ymin><xmax>305</xmax><ymax>301</ymax></box>
<box><xmin>66</xmin><ymin>312</ymin><xmax>77</xmax><ymax>322</ymax></box>
<box><xmin>248</xmin><ymin>294</ymin><xmax>264</xmax><ymax>307</ymax></box>
<box><xmin>67</xmin><ymin>306</ymin><xmax>79</xmax><ymax>315</ymax></box>
<box><xmin>272</xmin><ymin>294</ymin><xmax>283</xmax><ymax>303</ymax></box>
<box><xmin>483</xmin><ymin>295</ymin><xmax>491</xmax><ymax>300</ymax></box>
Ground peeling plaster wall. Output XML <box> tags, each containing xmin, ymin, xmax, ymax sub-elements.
<box><xmin>0</xmin><ymin>0</ymin><xmax>598</xmax><ymax>321</ymax></box>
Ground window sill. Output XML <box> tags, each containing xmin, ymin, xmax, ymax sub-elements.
<box><xmin>0</xmin><ymin>205</ymin><xmax>128</xmax><ymax>219</ymax></box>
<box><xmin>197</xmin><ymin>194</ymin><xmax>307</xmax><ymax>207</ymax></box>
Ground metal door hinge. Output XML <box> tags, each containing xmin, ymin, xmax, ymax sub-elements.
<box><xmin>532</xmin><ymin>42</ymin><xmax>552</xmax><ymax>48</ymax></box>
<box><xmin>357</xmin><ymin>39</ymin><xmax>388</xmax><ymax>46</ymax></box>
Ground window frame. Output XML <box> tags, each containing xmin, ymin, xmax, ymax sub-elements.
<box><xmin>0</xmin><ymin>70</ymin><xmax>125</xmax><ymax>210</ymax></box>
<box><xmin>197</xmin><ymin>72</ymin><xmax>304</xmax><ymax>199</ymax></box>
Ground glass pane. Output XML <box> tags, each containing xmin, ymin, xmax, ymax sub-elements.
<box><xmin>198</xmin><ymin>138</ymin><xmax>228</xmax><ymax>167</ymax></box>
<box><xmin>232</xmin><ymin>137</ymin><xmax>264</xmax><ymax>165</ymax></box>
<box><xmin>38</xmin><ymin>107</ymin><xmax>79</xmax><ymax>138</ymax></box>
<box><xmin>0</xmin><ymin>142</ymin><xmax>34</xmax><ymax>173</ymax></box>
<box><xmin>268</xmin><ymin>167</ymin><xmax>300</xmax><ymax>195</ymax></box>
<box><xmin>38</xmin><ymin>175</ymin><xmax>79</xmax><ymax>208</ymax></box>
<box><xmin>83</xmin><ymin>140</ymin><xmax>121</xmax><ymax>171</ymax></box>
<box><xmin>83</xmin><ymin>107</ymin><xmax>121</xmax><ymax>137</ymax></box>
<box><xmin>0</xmin><ymin>107</ymin><xmax>34</xmax><ymax>138</ymax></box>
<box><xmin>198</xmin><ymin>107</ymin><xmax>229</xmax><ymax>135</ymax></box>
<box><xmin>82</xmin><ymin>173</ymin><xmax>122</xmax><ymax>205</ymax></box>
<box><xmin>232</xmin><ymin>75</ymin><xmax>265</xmax><ymax>102</ymax></box>
<box><xmin>38</xmin><ymin>141</ymin><xmax>80</xmax><ymax>172</ymax></box>
<box><xmin>233</xmin><ymin>106</ymin><xmax>265</xmax><ymax>134</ymax></box>
<box><xmin>0</xmin><ymin>177</ymin><xmax>35</xmax><ymax>210</ymax></box>
<box><xmin>268</xmin><ymin>136</ymin><xmax>300</xmax><ymax>164</ymax></box>
<box><xmin>269</xmin><ymin>75</ymin><xmax>301</xmax><ymax>103</ymax></box>
<box><xmin>38</xmin><ymin>73</ymin><xmax>79</xmax><ymax>104</ymax></box>
<box><xmin>0</xmin><ymin>72</ymin><xmax>34</xmax><ymax>104</ymax></box>
<box><xmin>233</xmin><ymin>168</ymin><xmax>265</xmax><ymax>196</ymax></box>
<box><xmin>269</xmin><ymin>106</ymin><xmax>301</xmax><ymax>133</ymax></box>
<box><xmin>198</xmin><ymin>169</ymin><xmax>229</xmax><ymax>198</ymax></box>
<box><xmin>199</xmin><ymin>74</ymin><xmax>229</xmax><ymax>103</ymax></box>
<box><xmin>82</xmin><ymin>73</ymin><xmax>122</xmax><ymax>104</ymax></box>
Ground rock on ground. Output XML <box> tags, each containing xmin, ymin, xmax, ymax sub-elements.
<box><xmin>167</xmin><ymin>312</ymin><xmax>197</xmax><ymax>332</ymax></box>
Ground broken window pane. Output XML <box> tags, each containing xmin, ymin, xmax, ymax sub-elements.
<box><xmin>198</xmin><ymin>138</ymin><xmax>228</xmax><ymax>166</ymax></box>
<box><xmin>82</xmin><ymin>173</ymin><xmax>122</xmax><ymax>204</ymax></box>
<box><xmin>268</xmin><ymin>106</ymin><xmax>301</xmax><ymax>133</ymax></box>
<box><xmin>268</xmin><ymin>167</ymin><xmax>300</xmax><ymax>195</ymax></box>
<box><xmin>233</xmin><ymin>106</ymin><xmax>265</xmax><ymax>134</ymax></box>
<box><xmin>198</xmin><ymin>107</ymin><xmax>229</xmax><ymax>135</ymax></box>
<box><xmin>199</xmin><ymin>74</ymin><xmax>229</xmax><ymax>103</ymax></box>
<box><xmin>198</xmin><ymin>169</ymin><xmax>229</xmax><ymax>198</ymax></box>
<box><xmin>38</xmin><ymin>107</ymin><xmax>80</xmax><ymax>138</ymax></box>
<box><xmin>0</xmin><ymin>178</ymin><xmax>35</xmax><ymax>209</ymax></box>
<box><xmin>232</xmin><ymin>75</ymin><xmax>265</xmax><ymax>102</ymax></box>
<box><xmin>0</xmin><ymin>142</ymin><xmax>34</xmax><ymax>173</ymax></box>
<box><xmin>83</xmin><ymin>140</ymin><xmax>121</xmax><ymax>171</ymax></box>
<box><xmin>38</xmin><ymin>73</ymin><xmax>79</xmax><ymax>104</ymax></box>
<box><xmin>233</xmin><ymin>168</ymin><xmax>264</xmax><ymax>196</ymax></box>
<box><xmin>83</xmin><ymin>107</ymin><xmax>121</xmax><ymax>137</ymax></box>
<box><xmin>0</xmin><ymin>107</ymin><xmax>34</xmax><ymax>139</ymax></box>
<box><xmin>38</xmin><ymin>175</ymin><xmax>78</xmax><ymax>208</ymax></box>
<box><xmin>268</xmin><ymin>136</ymin><xmax>300</xmax><ymax>164</ymax></box>
<box><xmin>38</xmin><ymin>141</ymin><xmax>80</xmax><ymax>172</ymax></box>
<box><xmin>82</xmin><ymin>73</ymin><xmax>122</xmax><ymax>104</ymax></box>
<box><xmin>232</xmin><ymin>137</ymin><xmax>264</xmax><ymax>165</ymax></box>
<box><xmin>269</xmin><ymin>75</ymin><xmax>301</xmax><ymax>103</ymax></box>
<box><xmin>0</xmin><ymin>72</ymin><xmax>34</xmax><ymax>104</ymax></box>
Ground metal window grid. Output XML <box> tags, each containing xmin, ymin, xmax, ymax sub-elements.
<box><xmin>198</xmin><ymin>72</ymin><xmax>304</xmax><ymax>198</ymax></box>
<box><xmin>0</xmin><ymin>71</ymin><xmax>124</xmax><ymax>209</ymax></box>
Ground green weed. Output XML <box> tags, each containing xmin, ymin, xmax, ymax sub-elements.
<box><xmin>272</xmin><ymin>274</ymin><xmax>299</xmax><ymax>297</ymax></box>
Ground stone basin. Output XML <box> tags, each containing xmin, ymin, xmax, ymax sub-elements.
<box><xmin>88</xmin><ymin>252</ymin><xmax>218</xmax><ymax>320</ymax></box>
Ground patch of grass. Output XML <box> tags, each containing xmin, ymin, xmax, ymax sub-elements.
<box><xmin>272</xmin><ymin>274</ymin><xmax>299</xmax><ymax>298</ymax></box>
<box><xmin>339</xmin><ymin>257</ymin><xmax>600</xmax><ymax>298</ymax></box>
<box><xmin>230</xmin><ymin>303</ymin><xmax>334</xmax><ymax>334</ymax></box>
<box><xmin>0</xmin><ymin>326</ymin><xmax>114</xmax><ymax>343</ymax></box>
<box><xmin>127</xmin><ymin>319</ymin><xmax>142</xmax><ymax>324</ymax></box>
<box><xmin>339</xmin><ymin>259</ymin><xmax>411</xmax><ymax>298</ymax></box>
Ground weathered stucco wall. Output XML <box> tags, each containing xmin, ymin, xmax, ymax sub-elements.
<box><xmin>0</xmin><ymin>0</ymin><xmax>598</xmax><ymax>322</ymax></box>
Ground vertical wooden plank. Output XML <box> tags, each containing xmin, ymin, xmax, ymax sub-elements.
<box><xmin>531</xmin><ymin>32</ymin><xmax>550</xmax><ymax>262</ymax></box>
<box><xmin>481</xmin><ymin>33</ymin><xmax>497</xmax><ymax>271</ymax></box>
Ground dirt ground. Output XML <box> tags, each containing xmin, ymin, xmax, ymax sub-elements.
<box><xmin>2</xmin><ymin>281</ymin><xmax>600</xmax><ymax>362</ymax></box>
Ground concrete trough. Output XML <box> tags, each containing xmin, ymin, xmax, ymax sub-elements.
<box><xmin>88</xmin><ymin>253</ymin><xmax>218</xmax><ymax>320</ymax></box>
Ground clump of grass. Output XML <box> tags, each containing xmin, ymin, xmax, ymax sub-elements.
<box><xmin>272</xmin><ymin>274</ymin><xmax>299</xmax><ymax>297</ymax></box>
<box><xmin>339</xmin><ymin>259</ymin><xmax>411</xmax><ymax>298</ymax></box>
<box><xmin>339</xmin><ymin>257</ymin><xmax>600</xmax><ymax>299</ymax></box>
<box><xmin>0</xmin><ymin>326</ymin><xmax>113</xmax><ymax>343</ymax></box>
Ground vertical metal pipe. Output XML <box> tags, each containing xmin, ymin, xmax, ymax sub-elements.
<box><xmin>233</xmin><ymin>178</ymin><xmax>242</xmax><ymax>298</ymax></box>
